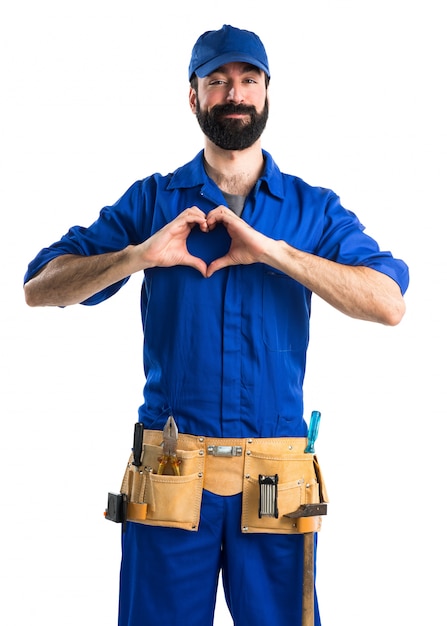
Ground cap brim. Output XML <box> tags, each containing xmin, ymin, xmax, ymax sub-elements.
<box><xmin>193</xmin><ymin>51</ymin><xmax>270</xmax><ymax>79</ymax></box>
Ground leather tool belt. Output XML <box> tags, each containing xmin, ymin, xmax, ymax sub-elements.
<box><xmin>119</xmin><ymin>430</ymin><xmax>328</xmax><ymax>533</ymax></box>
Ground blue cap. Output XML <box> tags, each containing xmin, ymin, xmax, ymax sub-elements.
<box><xmin>188</xmin><ymin>24</ymin><xmax>270</xmax><ymax>81</ymax></box>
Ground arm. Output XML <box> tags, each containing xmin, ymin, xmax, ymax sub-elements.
<box><xmin>205</xmin><ymin>207</ymin><xmax>406</xmax><ymax>326</ymax></box>
<box><xmin>24</xmin><ymin>207</ymin><xmax>209</xmax><ymax>307</ymax></box>
<box><xmin>265</xmin><ymin>241</ymin><xmax>405</xmax><ymax>326</ymax></box>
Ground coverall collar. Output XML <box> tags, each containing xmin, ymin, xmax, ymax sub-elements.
<box><xmin>167</xmin><ymin>149</ymin><xmax>286</xmax><ymax>200</ymax></box>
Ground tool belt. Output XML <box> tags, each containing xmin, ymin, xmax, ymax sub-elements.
<box><xmin>119</xmin><ymin>430</ymin><xmax>328</xmax><ymax>533</ymax></box>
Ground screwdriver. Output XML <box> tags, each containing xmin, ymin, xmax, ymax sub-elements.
<box><xmin>304</xmin><ymin>410</ymin><xmax>321</xmax><ymax>453</ymax></box>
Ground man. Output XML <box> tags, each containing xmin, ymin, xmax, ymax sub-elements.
<box><xmin>24</xmin><ymin>24</ymin><xmax>409</xmax><ymax>626</ymax></box>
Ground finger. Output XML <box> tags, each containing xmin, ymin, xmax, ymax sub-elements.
<box><xmin>182</xmin><ymin>254</ymin><xmax>208</xmax><ymax>277</ymax></box>
<box><xmin>206</xmin><ymin>254</ymin><xmax>234</xmax><ymax>278</ymax></box>
<box><xmin>182</xmin><ymin>205</ymin><xmax>207</xmax><ymax>218</ymax></box>
<box><xmin>207</xmin><ymin>204</ymin><xmax>230</xmax><ymax>216</ymax></box>
<box><xmin>179</xmin><ymin>207</ymin><xmax>208</xmax><ymax>230</ymax></box>
<box><xmin>206</xmin><ymin>206</ymin><xmax>235</xmax><ymax>230</ymax></box>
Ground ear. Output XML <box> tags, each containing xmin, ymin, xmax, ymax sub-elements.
<box><xmin>189</xmin><ymin>87</ymin><xmax>197</xmax><ymax>114</ymax></box>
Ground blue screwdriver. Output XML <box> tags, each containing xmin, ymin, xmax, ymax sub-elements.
<box><xmin>304</xmin><ymin>410</ymin><xmax>321</xmax><ymax>453</ymax></box>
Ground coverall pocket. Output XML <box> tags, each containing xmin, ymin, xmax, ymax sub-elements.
<box><xmin>120</xmin><ymin>444</ymin><xmax>205</xmax><ymax>531</ymax></box>
<box><xmin>262</xmin><ymin>271</ymin><xmax>309</xmax><ymax>352</ymax></box>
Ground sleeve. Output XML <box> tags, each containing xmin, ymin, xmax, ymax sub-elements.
<box><xmin>23</xmin><ymin>177</ymin><xmax>154</xmax><ymax>305</ymax></box>
<box><xmin>316</xmin><ymin>191</ymin><xmax>410</xmax><ymax>295</ymax></box>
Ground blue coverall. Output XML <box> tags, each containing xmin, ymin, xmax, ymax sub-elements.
<box><xmin>25</xmin><ymin>150</ymin><xmax>409</xmax><ymax>625</ymax></box>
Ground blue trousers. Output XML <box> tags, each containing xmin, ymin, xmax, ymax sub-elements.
<box><xmin>118</xmin><ymin>490</ymin><xmax>321</xmax><ymax>625</ymax></box>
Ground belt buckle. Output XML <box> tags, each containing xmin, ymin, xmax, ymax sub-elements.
<box><xmin>207</xmin><ymin>445</ymin><xmax>242</xmax><ymax>457</ymax></box>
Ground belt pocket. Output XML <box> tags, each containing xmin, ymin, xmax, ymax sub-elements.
<box><xmin>241</xmin><ymin>448</ymin><xmax>327</xmax><ymax>534</ymax></box>
<box><xmin>120</xmin><ymin>444</ymin><xmax>205</xmax><ymax>531</ymax></box>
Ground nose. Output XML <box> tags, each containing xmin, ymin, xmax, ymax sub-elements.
<box><xmin>226</xmin><ymin>83</ymin><xmax>244</xmax><ymax>104</ymax></box>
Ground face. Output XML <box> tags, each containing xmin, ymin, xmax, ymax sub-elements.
<box><xmin>190</xmin><ymin>62</ymin><xmax>269</xmax><ymax>150</ymax></box>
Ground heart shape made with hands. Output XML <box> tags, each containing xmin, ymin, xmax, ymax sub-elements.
<box><xmin>186</xmin><ymin>222</ymin><xmax>232</xmax><ymax>266</ymax></box>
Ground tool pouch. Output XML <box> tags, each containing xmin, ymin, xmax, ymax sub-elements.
<box><xmin>241</xmin><ymin>439</ymin><xmax>328</xmax><ymax>534</ymax></box>
<box><xmin>120</xmin><ymin>443</ymin><xmax>205</xmax><ymax>531</ymax></box>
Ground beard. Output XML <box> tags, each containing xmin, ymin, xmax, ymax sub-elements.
<box><xmin>195</xmin><ymin>98</ymin><xmax>269</xmax><ymax>150</ymax></box>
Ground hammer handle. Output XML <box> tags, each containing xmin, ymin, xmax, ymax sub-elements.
<box><xmin>302</xmin><ymin>531</ymin><xmax>315</xmax><ymax>626</ymax></box>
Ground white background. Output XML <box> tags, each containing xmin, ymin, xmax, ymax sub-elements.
<box><xmin>1</xmin><ymin>1</ymin><xmax>445</xmax><ymax>624</ymax></box>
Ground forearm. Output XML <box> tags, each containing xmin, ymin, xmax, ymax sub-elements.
<box><xmin>24</xmin><ymin>246</ymin><xmax>139</xmax><ymax>307</ymax></box>
<box><xmin>24</xmin><ymin>207</ymin><xmax>210</xmax><ymax>307</ymax></box>
<box><xmin>263</xmin><ymin>240</ymin><xmax>406</xmax><ymax>326</ymax></box>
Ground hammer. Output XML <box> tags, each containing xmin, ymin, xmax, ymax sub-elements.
<box><xmin>284</xmin><ymin>411</ymin><xmax>326</xmax><ymax>625</ymax></box>
<box><xmin>285</xmin><ymin>503</ymin><xmax>327</xmax><ymax>625</ymax></box>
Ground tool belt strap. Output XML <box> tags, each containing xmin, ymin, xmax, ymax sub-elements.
<box><xmin>142</xmin><ymin>430</ymin><xmax>314</xmax><ymax>497</ymax></box>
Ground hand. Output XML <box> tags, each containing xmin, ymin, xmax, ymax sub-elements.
<box><xmin>137</xmin><ymin>207</ymin><xmax>210</xmax><ymax>277</ymax></box>
<box><xmin>205</xmin><ymin>206</ymin><xmax>273</xmax><ymax>277</ymax></box>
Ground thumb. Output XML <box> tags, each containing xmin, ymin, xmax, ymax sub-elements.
<box><xmin>182</xmin><ymin>253</ymin><xmax>208</xmax><ymax>277</ymax></box>
<box><xmin>206</xmin><ymin>254</ymin><xmax>234</xmax><ymax>278</ymax></box>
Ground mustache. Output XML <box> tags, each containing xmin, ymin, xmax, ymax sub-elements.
<box><xmin>210</xmin><ymin>103</ymin><xmax>257</xmax><ymax>117</ymax></box>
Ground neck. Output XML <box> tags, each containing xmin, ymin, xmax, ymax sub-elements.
<box><xmin>203</xmin><ymin>139</ymin><xmax>264</xmax><ymax>196</ymax></box>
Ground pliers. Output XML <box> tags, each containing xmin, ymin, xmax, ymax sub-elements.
<box><xmin>157</xmin><ymin>415</ymin><xmax>181</xmax><ymax>475</ymax></box>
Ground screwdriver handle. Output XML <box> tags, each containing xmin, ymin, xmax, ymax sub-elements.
<box><xmin>304</xmin><ymin>410</ymin><xmax>321</xmax><ymax>453</ymax></box>
<box><xmin>132</xmin><ymin>422</ymin><xmax>144</xmax><ymax>466</ymax></box>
